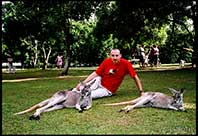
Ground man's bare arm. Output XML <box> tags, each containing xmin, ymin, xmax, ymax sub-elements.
<box><xmin>133</xmin><ymin>75</ymin><xmax>143</xmax><ymax>95</ymax></box>
<box><xmin>76</xmin><ymin>71</ymin><xmax>98</xmax><ymax>90</ymax></box>
<box><xmin>83</xmin><ymin>71</ymin><xmax>98</xmax><ymax>83</ymax></box>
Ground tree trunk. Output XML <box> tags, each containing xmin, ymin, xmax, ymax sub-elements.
<box><xmin>61</xmin><ymin>33</ymin><xmax>73</xmax><ymax>75</ymax></box>
<box><xmin>42</xmin><ymin>45</ymin><xmax>52</xmax><ymax>70</ymax></box>
<box><xmin>62</xmin><ymin>49</ymin><xmax>71</xmax><ymax>75</ymax></box>
<box><xmin>192</xmin><ymin>2</ymin><xmax>198</xmax><ymax>69</ymax></box>
<box><xmin>33</xmin><ymin>44</ymin><xmax>38</xmax><ymax>67</ymax></box>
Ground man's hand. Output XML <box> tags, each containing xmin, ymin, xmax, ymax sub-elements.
<box><xmin>140</xmin><ymin>90</ymin><xmax>144</xmax><ymax>96</ymax></box>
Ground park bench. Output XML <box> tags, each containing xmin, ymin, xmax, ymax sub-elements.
<box><xmin>2</xmin><ymin>62</ymin><xmax>22</xmax><ymax>73</ymax></box>
<box><xmin>129</xmin><ymin>59</ymin><xmax>140</xmax><ymax>64</ymax></box>
<box><xmin>2</xmin><ymin>62</ymin><xmax>22</xmax><ymax>68</ymax></box>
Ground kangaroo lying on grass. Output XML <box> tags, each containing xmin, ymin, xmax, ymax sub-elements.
<box><xmin>14</xmin><ymin>80</ymin><xmax>95</xmax><ymax>120</ymax></box>
<box><xmin>104</xmin><ymin>88</ymin><xmax>185</xmax><ymax>113</ymax></box>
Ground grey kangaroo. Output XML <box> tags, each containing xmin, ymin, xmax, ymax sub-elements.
<box><xmin>104</xmin><ymin>88</ymin><xmax>185</xmax><ymax>113</ymax></box>
<box><xmin>14</xmin><ymin>80</ymin><xmax>95</xmax><ymax>120</ymax></box>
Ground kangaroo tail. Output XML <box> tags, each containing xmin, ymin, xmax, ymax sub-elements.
<box><xmin>14</xmin><ymin>104</ymin><xmax>40</xmax><ymax>115</ymax></box>
<box><xmin>103</xmin><ymin>100</ymin><xmax>135</xmax><ymax>106</ymax></box>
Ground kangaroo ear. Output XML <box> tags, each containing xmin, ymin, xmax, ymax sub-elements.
<box><xmin>180</xmin><ymin>88</ymin><xmax>185</xmax><ymax>93</ymax></box>
<box><xmin>79</xmin><ymin>81</ymin><xmax>85</xmax><ymax>85</ymax></box>
<box><xmin>168</xmin><ymin>88</ymin><xmax>178</xmax><ymax>94</ymax></box>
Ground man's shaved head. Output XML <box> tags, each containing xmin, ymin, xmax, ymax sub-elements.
<box><xmin>110</xmin><ymin>49</ymin><xmax>122</xmax><ymax>64</ymax></box>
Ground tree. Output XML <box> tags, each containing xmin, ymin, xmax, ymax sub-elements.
<box><xmin>94</xmin><ymin>0</ymin><xmax>197</xmax><ymax>64</ymax></box>
<box><xmin>2</xmin><ymin>1</ymin><xmax>101</xmax><ymax>71</ymax></box>
<box><xmin>54</xmin><ymin>1</ymin><xmax>101</xmax><ymax>75</ymax></box>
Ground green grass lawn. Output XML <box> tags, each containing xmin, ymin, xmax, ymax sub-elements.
<box><xmin>2</xmin><ymin>68</ymin><xmax>196</xmax><ymax>135</ymax></box>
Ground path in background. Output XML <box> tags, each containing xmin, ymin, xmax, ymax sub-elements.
<box><xmin>2</xmin><ymin>63</ymin><xmax>193</xmax><ymax>83</ymax></box>
<box><xmin>134</xmin><ymin>63</ymin><xmax>192</xmax><ymax>71</ymax></box>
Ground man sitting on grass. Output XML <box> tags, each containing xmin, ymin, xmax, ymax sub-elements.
<box><xmin>76</xmin><ymin>48</ymin><xmax>143</xmax><ymax>99</ymax></box>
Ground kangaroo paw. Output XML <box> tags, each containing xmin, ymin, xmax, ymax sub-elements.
<box><xmin>29</xmin><ymin>115</ymin><xmax>40</xmax><ymax>120</ymax></box>
<box><xmin>78</xmin><ymin>110</ymin><xmax>83</xmax><ymax>113</ymax></box>
<box><xmin>125</xmin><ymin>110</ymin><xmax>130</xmax><ymax>113</ymax></box>
<box><xmin>119</xmin><ymin>109</ymin><xmax>125</xmax><ymax>112</ymax></box>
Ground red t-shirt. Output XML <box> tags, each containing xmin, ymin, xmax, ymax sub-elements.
<box><xmin>95</xmin><ymin>58</ymin><xmax>137</xmax><ymax>94</ymax></box>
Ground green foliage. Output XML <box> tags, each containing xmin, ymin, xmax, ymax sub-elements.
<box><xmin>2</xmin><ymin>1</ymin><xmax>196</xmax><ymax>66</ymax></box>
<box><xmin>2</xmin><ymin>68</ymin><xmax>196</xmax><ymax>134</ymax></box>
<box><xmin>159</xmin><ymin>18</ymin><xmax>194</xmax><ymax>63</ymax></box>
<box><xmin>71</xmin><ymin>21</ymin><xmax>104</xmax><ymax>66</ymax></box>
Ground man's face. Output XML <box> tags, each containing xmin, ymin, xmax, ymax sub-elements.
<box><xmin>110</xmin><ymin>49</ymin><xmax>122</xmax><ymax>64</ymax></box>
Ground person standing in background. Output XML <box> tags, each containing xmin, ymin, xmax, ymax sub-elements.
<box><xmin>153</xmin><ymin>45</ymin><xmax>160</xmax><ymax>67</ymax></box>
<box><xmin>139</xmin><ymin>44</ymin><xmax>145</xmax><ymax>68</ymax></box>
<box><xmin>55</xmin><ymin>53</ymin><xmax>63</xmax><ymax>69</ymax></box>
<box><xmin>7</xmin><ymin>54</ymin><xmax>16</xmax><ymax>73</ymax></box>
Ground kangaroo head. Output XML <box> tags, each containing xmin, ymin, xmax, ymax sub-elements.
<box><xmin>168</xmin><ymin>88</ymin><xmax>185</xmax><ymax>111</ymax></box>
<box><xmin>79</xmin><ymin>79</ymin><xmax>96</xmax><ymax>97</ymax></box>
